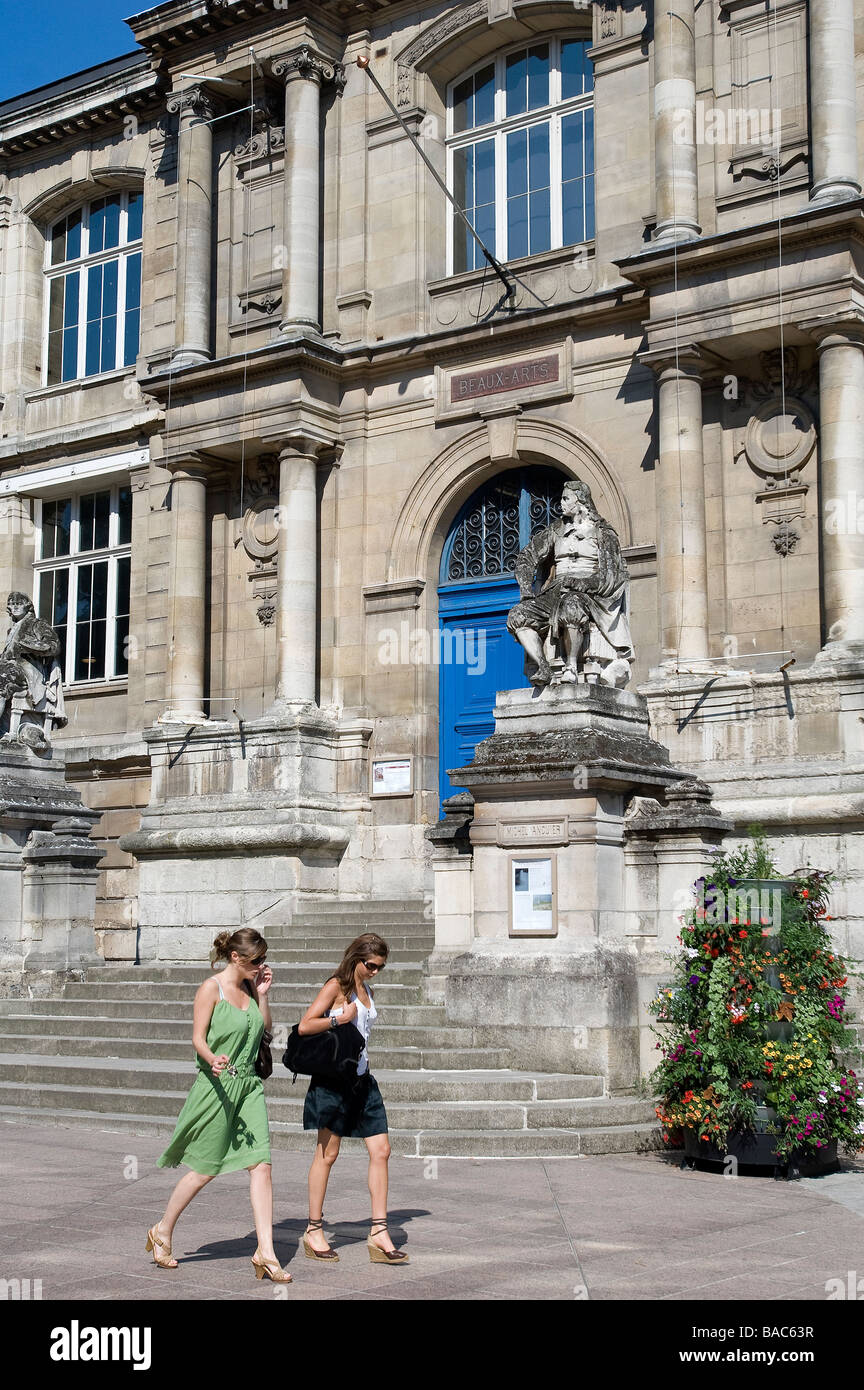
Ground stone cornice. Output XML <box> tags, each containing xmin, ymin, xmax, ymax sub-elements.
<box><xmin>619</xmin><ymin>200</ymin><xmax>864</xmax><ymax>287</ymax></box>
<box><xmin>125</xmin><ymin>0</ymin><xmax>393</xmax><ymax>57</ymax></box>
<box><xmin>0</xmin><ymin>62</ymin><xmax>163</xmax><ymax>159</ymax></box>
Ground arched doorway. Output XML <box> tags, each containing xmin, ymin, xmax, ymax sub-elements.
<box><xmin>438</xmin><ymin>465</ymin><xmax>565</xmax><ymax>805</ymax></box>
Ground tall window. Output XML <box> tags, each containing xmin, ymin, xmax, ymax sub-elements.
<box><xmin>448</xmin><ymin>37</ymin><xmax>594</xmax><ymax>273</ymax></box>
<box><xmin>45</xmin><ymin>191</ymin><xmax>143</xmax><ymax>385</ymax></box>
<box><xmin>35</xmin><ymin>485</ymin><xmax>132</xmax><ymax>684</ymax></box>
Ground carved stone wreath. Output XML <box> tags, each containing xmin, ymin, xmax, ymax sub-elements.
<box><xmin>744</xmin><ymin>397</ymin><xmax>816</xmax><ymax>488</ymax></box>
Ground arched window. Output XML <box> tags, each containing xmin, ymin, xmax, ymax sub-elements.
<box><xmin>45</xmin><ymin>190</ymin><xmax>143</xmax><ymax>385</ymax></box>
<box><xmin>447</xmin><ymin>37</ymin><xmax>594</xmax><ymax>274</ymax></box>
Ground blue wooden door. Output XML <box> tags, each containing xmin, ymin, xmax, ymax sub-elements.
<box><xmin>438</xmin><ymin>468</ymin><xmax>564</xmax><ymax>807</ymax></box>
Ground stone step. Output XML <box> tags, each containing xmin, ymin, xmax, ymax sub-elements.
<box><xmin>0</xmin><ymin>1055</ymin><xmax>596</xmax><ymax>1101</ymax></box>
<box><xmin>0</xmin><ymin>1003</ymin><xmax>448</xmax><ymax>1036</ymax></box>
<box><xmin>0</xmin><ymin>1106</ymin><xmax>657</xmax><ymax>1157</ymax></box>
<box><xmin>0</xmin><ymin>989</ymin><xmax>421</xmax><ymax>1020</ymax></box>
<box><xmin>0</xmin><ymin>1077</ymin><xmax>643</xmax><ymax>1133</ymax></box>
<box><xmin>262</xmin><ymin>936</ymin><xmax>435</xmax><ymax>955</ymax></box>
<box><xmin>59</xmin><ymin>979</ymin><xmax>424</xmax><ymax>1004</ymax></box>
<box><xmin>289</xmin><ymin>901</ymin><xmax>428</xmax><ymax>918</ymax></box>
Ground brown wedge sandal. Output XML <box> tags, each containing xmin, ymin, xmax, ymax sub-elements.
<box><xmin>368</xmin><ymin>1220</ymin><xmax>409</xmax><ymax>1264</ymax></box>
<box><xmin>302</xmin><ymin>1218</ymin><xmax>339</xmax><ymax>1262</ymax></box>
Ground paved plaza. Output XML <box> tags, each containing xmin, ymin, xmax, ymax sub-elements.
<box><xmin>1</xmin><ymin>1120</ymin><xmax>862</xmax><ymax>1302</ymax></box>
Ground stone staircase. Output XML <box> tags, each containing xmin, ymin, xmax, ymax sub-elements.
<box><xmin>0</xmin><ymin>901</ymin><xmax>660</xmax><ymax>1157</ymax></box>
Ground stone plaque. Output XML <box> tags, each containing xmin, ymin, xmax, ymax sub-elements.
<box><xmin>498</xmin><ymin>819</ymin><xmax>567</xmax><ymax>846</ymax></box>
<box><xmin>437</xmin><ymin>344</ymin><xmax>571</xmax><ymax>422</ymax></box>
<box><xmin>450</xmin><ymin>353</ymin><xmax>560</xmax><ymax>405</ymax></box>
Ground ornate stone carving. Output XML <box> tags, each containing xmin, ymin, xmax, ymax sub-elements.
<box><xmin>235</xmin><ymin>96</ymin><xmax>285</xmax><ymax>162</ymax></box>
<box><xmin>506</xmin><ymin>478</ymin><xmax>634</xmax><ymax>690</ymax></box>
<box><xmin>771</xmin><ymin>523</ymin><xmax>800</xmax><ymax>556</ymax></box>
<box><xmin>272</xmin><ymin>46</ymin><xmax>345</xmax><ymax>89</ymax></box>
<box><xmin>166</xmin><ymin>85</ymin><xmax>216</xmax><ymax>122</ymax></box>
<box><xmin>742</xmin><ymin>349</ymin><xmax>817</xmax><ymax>489</ymax></box>
<box><xmin>598</xmin><ymin>2</ymin><xmax>621</xmax><ymax>41</ymax></box>
<box><xmin>234</xmin><ymin>457</ymin><xmax>280</xmax><ymax>628</ymax></box>
<box><xmin>0</xmin><ymin>592</ymin><xmax>67</xmax><ymax>751</ymax></box>
<box><xmin>396</xmin><ymin>1</ymin><xmax>488</xmax><ymax>106</ymax></box>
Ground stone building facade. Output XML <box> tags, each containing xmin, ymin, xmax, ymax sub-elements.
<box><xmin>1</xmin><ymin>0</ymin><xmax>863</xmax><ymax>1047</ymax></box>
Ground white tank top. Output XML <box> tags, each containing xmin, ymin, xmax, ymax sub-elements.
<box><xmin>350</xmin><ymin>989</ymin><xmax>376</xmax><ymax>1076</ymax></box>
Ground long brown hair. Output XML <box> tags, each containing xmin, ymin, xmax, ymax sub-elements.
<box><xmin>332</xmin><ymin>933</ymin><xmax>388</xmax><ymax>999</ymax></box>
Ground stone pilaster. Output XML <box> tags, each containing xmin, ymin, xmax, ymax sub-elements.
<box><xmin>166</xmin><ymin>85</ymin><xmax>217</xmax><ymax>366</ymax></box>
<box><xmin>809</xmin><ymin>0</ymin><xmax>862</xmax><ymax>208</ymax></box>
<box><xmin>653</xmin><ymin>0</ymin><xmax>700</xmax><ymax>245</ymax></box>
<box><xmin>163</xmin><ymin>456</ymin><xmax>211</xmax><ymax>724</ymax></box>
<box><xmin>272</xmin><ymin>436</ymin><xmax>322</xmax><ymax>706</ymax></box>
<box><xmin>810</xmin><ymin>322</ymin><xmax>864</xmax><ymax>656</ymax></box>
<box><xmin>271</xmin><ymin>45</ymin><xmax>345</xmax><ymax>336</ymax></box>
<box><xmin>648</xmin><ymin>350</ymin><xmax>710</xmax><ymax>669</ymax></box>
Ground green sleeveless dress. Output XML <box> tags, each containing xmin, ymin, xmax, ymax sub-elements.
<box><xmin>157</xmin><ymin>983</ymin><xmax>271</xmax><ymax>1176</ymax></box>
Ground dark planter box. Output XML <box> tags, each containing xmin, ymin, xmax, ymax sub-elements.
<box><xmin>683</xmin><ymin>1128</ymin><xmax>838</xmax><ymax>1176</ymax></box>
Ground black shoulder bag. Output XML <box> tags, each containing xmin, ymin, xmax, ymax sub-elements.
<box><xmin>282</xmin><ymin>1020</ymin><xmax>366</xmax><ymax>1083</ymax></box>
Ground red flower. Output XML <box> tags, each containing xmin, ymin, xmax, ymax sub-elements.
<box><xmin>738</xmin><ymin>930</ymin><xmax>748</xmax><ymax>939</ymax></box>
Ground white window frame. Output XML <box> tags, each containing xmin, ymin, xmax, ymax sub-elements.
<box><xmin>42</xmin><ymin>190</ymin><xmax>143</xmax><ymax>387</ymax></box>
<box><xmin>33</xmin><ymin>483</ymin><xmax>132</xmax><ymax>687</ymax></box>
<box><xmin>446</xmin><ymin>35</ymin><xmax>595</xmax><ymax>274</ymax></box>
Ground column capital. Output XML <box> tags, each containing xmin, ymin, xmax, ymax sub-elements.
<box><xmin>162</xmin><ymin>452</ymin><xmax>217</xmax><ymax>481</ymax></box>
<box><xmin>263</xmin><ymin>433</ymin><xmax>338</xmax><ymax>463</ymax></box>
<box><xmin>640</xmin><ymin>345</ymin><xmax>706</xmax><ymax>381</ymax></box>
<box><xmin>272</xmin><ymin>45</ymin><xmax>346</xmax><ymax>90</ymax></box>
<box><xmin>166</xmin><ymin>84</ymin><xmax>219</xmax><ymax>123</ymax></box>
<box><xmin>798</xmin><ymin>314</ymin><xmax>864</xmax><ymax>352</ymax></box>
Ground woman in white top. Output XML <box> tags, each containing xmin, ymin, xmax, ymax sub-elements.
<box><xmin>298</xmin><ymin>932</ymin><xmax>409</xmax><ymax>1265</ymax></box>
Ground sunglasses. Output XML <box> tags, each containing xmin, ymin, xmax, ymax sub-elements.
<box><xmin>363</xmin><ymin>961</ymin><xmax>386</xmax><ymax>972</ymax></box>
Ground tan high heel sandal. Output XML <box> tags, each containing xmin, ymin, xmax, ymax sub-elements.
<box><xmin>302</xmin><ymin>1218</ymin><xmax>339</xmax><ymax>1262</ymax></box>
<box><xmin>251</xmin><ymin>1251</ymin><xmax>293</xmax><ymax>1284</ymax></box>
<box><xmin>368</xmin><ymin>1221</ymin><xmax>409</xmax><ymax>1264</ymax></box>
<box><xmin>145</xmin><ymin>1224</ymin><xmax>178</xmax><ymax>1269</ymax></box>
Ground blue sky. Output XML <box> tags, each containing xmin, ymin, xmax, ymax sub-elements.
<box><xmin>1</xmin><ymin>1</ymin><xmax>145</xmax><ymax>102</ymax></box>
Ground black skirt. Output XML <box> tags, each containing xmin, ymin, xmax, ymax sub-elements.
<box><xmin>303</xmin><ymin>1071</ymin><xmax>388</xmax><ymax>1138</ymax></box>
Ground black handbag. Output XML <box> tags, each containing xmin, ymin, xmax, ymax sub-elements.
<box><xmin>282</xmin><ymin>1021</ymin><xmax>366</xmax><ymax>1082</ymax></box>
<box><xmin>243</xmin><ymin>981</ymin><xmax>273</xmax><ymax>1080</ymax></box>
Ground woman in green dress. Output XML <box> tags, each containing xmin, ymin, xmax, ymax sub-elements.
<box><xmin>146</xmin><ymin>927</ymin><xmax>292</xmax><ymax>1285</ymax></box>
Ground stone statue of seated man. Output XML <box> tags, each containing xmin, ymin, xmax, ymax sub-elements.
<box><xmin>506</xmin><ymin>478</ymin><xmax>635</xmax><ymax>690</ymax></box>
<box><xmin>0</xmin><ymin>591</ymin><xmax>67</xmax><ymax>750</ymax></box>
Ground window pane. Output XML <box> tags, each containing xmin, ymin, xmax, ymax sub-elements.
<box><xmin>62</xmin><ymin>269</ymin><xmax>80</xmax><ymax>383</ymax></box>
<box><xmin>92</xmin><ymin>559</ymin><xmax>108</xmax><ymax>619</ymax></box>
<box><xmin>562</xmin><ymin>111</ymin><xmax>584</xmax><ymax>181</ymax></box>
<box><xmin>126</xmin><ymin>191</ymin><xmax>143</xmax><ymax>243</ymax></box>
<box><xmin>66</xmin><ymin>209</ymin><xmax>82</xmax><ymax>261</ymax></box>
<box><xmin>527</xmin><ymin>44</ymin><xmax>550</xmax><ymax>111</ymax></box>
<box><xmin>474</xmin><ymin>200</ymin><xmax>496</xmax><ymax>259</ymax></box>
<box><xmin>508</xmin><ymin>193</ymin><xmax>529</xmax><ymax>261</ymax></box>
<box><xmin>40</xmin><ymin>569</ymin><xmax>69</xmax><ymax>678</ymax></box>
<box><xmin>475</xmin><ymin>137</ymin><xmax>496</xmax><ymax>207</ymax></box>
<box><xmin>585</xmin><ymin>175</ymin><xmax>595</xmax><ymax>240</ymax></box>
<box><xmin>507</xmin><ymin>129</ymin><xmax>528</xmax><ymax>197</ymax></box>
<box><xmin>117</xmin><ymin>486</ymin><xmax>132</xmax><ymax>546</ymax></box>
<box><xmin>124</xmin><ymin>309</ymin><xmax>140</xmax><ymax>368</ymax></box>
<box><xmin>42</xmin><ymin>498</ymin><xmax>71</xmax><ymax>560</ymax></box>
<box><xmin>125</xmin><ymin>252</ymin><xmax>141</xmax><ymax>312</ymax></box>
<box><xmin>115</xmin><ymin>555</ymin><xmax>131</xmax><ymax>677</ymax></box>
<box><xmin>474</xmin><ymin>64</ymin><xmax>495</xmax><ymax>127</ymax></box>
<box><xmin>584</xmin><ymin>107</ymin><xmax>594</xmax><ymax>175</ymax></box>
<box><xmin>79</xmin><ymin>491</ymin><xmax>111</xmax><ymax>551</ymax></box>
<box><xmin>47</xmin><ymin>279</ymin><xmax>65</xmax><ymax>384</ymax></box>
<box><xmin>89</xmin><ymin>197</ymin><xmax>106</xmax><ymax>254</ymax></box>
<box><xmin>452</xmin><ymin>77</ymin><xmax>471</xmax><ymax>134</ymax></box>
<box><xmin>74</xmin><ymin>561</ymin><xmax>108</xmax><ymax>681</ymax></box>
<box><xmin>562</xmin><ymin>39</ymin><xmax>593</xmax><ymax>98</ymax></box>
<box><xmin>529</xmin><ymin>123</ymin><xmax>550</xmax><ymax>192</ymax></box>
<box><xmin>51</xmin><ymin>219</ymin><xmax>66</xmax><ymax>267</ymax></box>
<box><xmin>530</xmin><ymin>186</ymin><xmax>551</xmax><ymax>254</ymax></box>
<box><xmin>506</xmin><ymin>50</ymin><xmax>527</xmax><ymax>117</ymax></box>
<box><xmin>86</xmin><ymin>264</ymin><xmax>102</xmax><ymax>376</ymax></box>
<box><xmin>101</xmin><ymin>313</ymin><xmax>117</xmax><ymax>373</ymax></box>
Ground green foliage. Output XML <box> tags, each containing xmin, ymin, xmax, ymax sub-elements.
<box><xmin>648</xmin><ymin>835</ymin><xmax>864</xmax><ymax>1161</ymax></box>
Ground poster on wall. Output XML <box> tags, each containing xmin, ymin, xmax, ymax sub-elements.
<box><xmin>510</xmin><ymin>856</ymin><xmax>556</xmax><ymax>935</ymax></box>
<box><xmin>370</xmin><ymin>758</ymin><xmax>413</xmax><ymax>797</ymax></box>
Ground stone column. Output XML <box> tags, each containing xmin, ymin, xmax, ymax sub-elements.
<box><xmin>653</xmin><ymin>352</ymin><xmax>710</xmax><ymax>667</ymax></box>
<box><xmin>163</xmin><ymin>457</ymin><xmax>210</xmax><ymax>724</ymax></box>
<box><xmin>272</xmin><ymin>45</ymin><xmax>344</xmax><ymax>336</ymax></box>
<box><xmin>814</xmin><ymin>325</ymin><xmax>864</xmax><ymax>654</ymax></box>
<box><xmin>273</xmin><ymin>437</ymin><xmax>321</xmax><ymax>706</ymax></box>
<box><xmin>809</xmin><ymin>0</ymin><xmax>862</xmax><ymax>207</ymax></box>
<box><xmin>653</xmin><ymin>0</ymin><xmax>700</xmax><ymax>244</ymax></box>
<box><xmin>166</xmin><ymin>85</ymin><xmax>216</xmax><ymax>366</ymax></box>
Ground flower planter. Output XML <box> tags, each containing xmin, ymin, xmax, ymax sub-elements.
<box><xmin>683</xmin><ymin>1127</ymin><xmax>838</xmax><ymax>1178</ymax></box>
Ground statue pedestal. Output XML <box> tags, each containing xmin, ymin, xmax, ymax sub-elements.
<box><xmin>0</xmin><ymin>743</ymin><xmax>102</xmax><ymax>993</ymax></box>
<box><xmin>119</xmin><ymin>708</ymin><xmax>373</xmax><ymax>962</ymax></box>
<box><xmin>427</xmin><ymin>685</ymin><xmax>731</xmax><ymax>1089</ymax></box>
